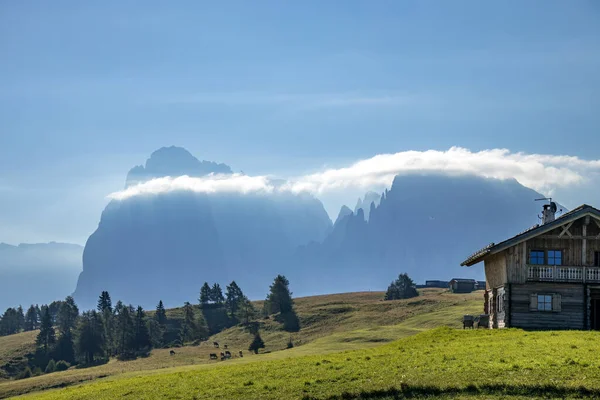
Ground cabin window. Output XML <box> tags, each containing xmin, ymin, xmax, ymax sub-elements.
<box><xmin>547</xmin><ymin>250</ymin><xmax>562</xmax><ymax>266</ymax></box>
<box><xmin>595</xmin><ymin>252</ymin><xmax>600</xmax><ymax>267</ymax></box>
<box><xmin>530</xmin><ymin>250</ymin><xmax>545</xmax><ymax>265</ymax></box>
<box><xmin>537</xmin><ymin>294</ymin><xmax>553</xmax><ymax>311</ymax></box>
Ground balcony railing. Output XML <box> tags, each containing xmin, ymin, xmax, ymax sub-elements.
<box><xmin>527</xmin><ymin>265</ymin><xmax>600</xmax><ymax>282</ymax></box>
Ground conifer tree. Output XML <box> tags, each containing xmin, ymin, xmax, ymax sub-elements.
<box><xmin>114</xmin><ymin>303</ymin><xmax>135</xmax><ymax>356</ymax></box>
<box><xmin>248</xmin><ymin>332</ymin><xmax>265</xmax><ymax>354</ymax></box>
<box><xmin>97</xmin><ymin>291</ymin><xmax>112</xmax><ymax>313</ymax></box>
<box><xmin>36</xmin><ymin>306</ymin><xmax>56</xmax><ymax>354</ymax></box>
<box><xmin>210</xmin><ymin>283</ymin><xmax>225</xmax><ymax>305</ymax></box>
<box><xmin>384</xmin><ymin>273</ymin><xmax>418</xmax><ymax>301</ymax></box>
<box><xmin>134</xmin><ymin>306</ymin><xmax>152</xmax><ymax>352</ymax></box>
<box><xmin>76</xmin><ymin>310</ymin><xmax>105</xmax><ymax>364</ymax></box>
<box><xmin>237</xmin><ymin>296</ymin><xmax>256</xmax><ymax>324</ymax></box>
<box><xmin>199</xmin><ymin>282</ymin><xmax>211</xmax><ymax>306</ymax></box>
<box><xmin>25</xmin><ymin>305</ymin><xmax>38</xmax><ymax>331</ymax></box>
<box><xmin>179</xmin><ymin>302</ymin><xmax>197</xmax><ymax>343</ymax></box>
<box><xmin>225</xmin><ymin>281</ymin><xmax>244</xmax><ymax>317</ymax></box>
<box><xmin>54</xmin><ymin>296</ymin><xmax>79</xmax><ymax>364</ymax></box>
<box><xmin>265</xmin><ymin>275</ymin><xmax>294</xmax><ymax>314</ymax></box>
<box><xmin>155</xmin><ymin>300</ymin><xmax>167</xmax><ymax>326</ymax></box>
<box><xmin>16</xmin><ymin>305</ymin><xmax>25</xmax><ymax>331</ymax></box>
<box><xmin>57</xmin><ymin>296</ymin><xmax>79</xmax><ymax>335</ymax></box>
<box><xmin>0</xmin><ymin>307</ymin><xmax>20</xmax><ymax>335</ymax></box>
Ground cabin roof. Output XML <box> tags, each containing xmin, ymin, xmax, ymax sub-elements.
<box><xmin>461</xmin><ymin>204</ymin><xmax>600</xmax><ymax>267</ymax></box>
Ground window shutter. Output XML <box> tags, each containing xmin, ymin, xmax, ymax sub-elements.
<box><xmin>552</xmin><ymin>294</ymin><xmax>562</xmax><ymax>312</ymax></box>
<box><xmin>529</xmin><ymin>293</ymin><xmax>538</xmax><ymax>311</ymax></box>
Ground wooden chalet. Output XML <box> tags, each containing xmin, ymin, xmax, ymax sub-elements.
<box><xmin>462</xmin><ymin>203</ymin><xmax>600</xmax><ymax>330</ymax></box>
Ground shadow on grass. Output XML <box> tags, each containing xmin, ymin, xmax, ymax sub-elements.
<box><xmin>302</xmin><ymin>384</ymin><xmax>600</xmax><ymax>399</ymax></box>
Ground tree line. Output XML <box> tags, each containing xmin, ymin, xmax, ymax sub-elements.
<box><xmin>0</xmin><ymin>274</ymin><xmax>299</xmax><ymax>378</ymax></box>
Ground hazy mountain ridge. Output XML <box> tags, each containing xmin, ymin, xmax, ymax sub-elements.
<box><xmin>0</xmin><ymin>242</ymin><xmax>83</xmax><ymax>310</ymax></box>
<box><xmin>291</xmin><ymin>174</ymin><xmax>544</xmax><ymax>295</ymax></box>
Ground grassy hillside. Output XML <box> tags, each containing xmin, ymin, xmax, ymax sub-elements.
<box><xmin>16</xmin><ymin>327</ymin><xmax>600</xmax><ymax>400</ymax></box>
<box><xmin>0</xmin><ymin>330</ymin><xmax>37</xmax><ymax>381</ymax></box>
<box><xmin>0</xmin><ymin>289</ymin><xmax>482</xmax><ymax>398</ymax></box>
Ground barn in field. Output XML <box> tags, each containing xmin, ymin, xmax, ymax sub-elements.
<box><xmin>448</xmin><ymin>278</ymin><xmax>477</xmax><ymax>293</ymax></box>
<box><xmin>462</xmin><ymin>203</ymin><xmax>600</xmax><ymax>330</ymax></box>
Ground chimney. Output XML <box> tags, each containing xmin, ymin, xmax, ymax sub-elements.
<box><xmin>541</xmin><ymin>202</ymin><xmax>557</xmax><ymax>224</ymax></box>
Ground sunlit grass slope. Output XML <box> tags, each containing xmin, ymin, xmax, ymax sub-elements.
<box><xmin>19</xmin><ymin>327</ymin><xmax>600</xmax><ymax>400</ymax></box>
<box><xmin>0</xmin><ymin>330</ymin><xmax>37</xmax><ymax>381</ymax></box>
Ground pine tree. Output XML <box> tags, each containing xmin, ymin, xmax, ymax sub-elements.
<box><xmin>47</xmin><ymin>301</ymin><xmax>63</xmax><ymax>323</ymax></box>
<box><xmin>210</xmin><ymin>283</ymin><xmax>225</xmax><ymax>306</ymax></box>
<box><xmin>57</xmin><ymin>296</ymin><xmax>79</xmax><ymax>335</ymax></box>
<box><xmin>146</xmin><ymin>318</ymin><xmax>164</xmax><ymax>348</ymax></box>
<box><xmin>199</xmin><ymin>283</ymin><xmax>211</xmax><ymax>306</ymax></box>
<box><xmin>0</xmin><ymin>307</ymin><xmax>21</xmax><ymax>335</ymax></box>
<box><xmin>155</xmin><ymin>300</ymin><xmax>167</xmax><ymax>326</ymax></box>
<box><xmin>114</xmin><ymin>303</ymin><xmax>135</xmax><ymax>356</ymax></box>
<box><xmin>248</xmin><ymin>332</ymin><xmax>265</xmax><ymax>354</ymax></box>
<box><xmin>265</xmin><ymin>275</ymin><xmax>294</xmax><ymax>314</ymax></box>
<box><xmin>36</xmin><ymin>306</ymin><xmax>56</xmax><ymax>354</ymax></box>
<box><xmin>225</xmin><ymin>281</ymin><xmax>244</xmax><ymax>317</ymax></box>
<box><xmin>24</xmin><ymin>305</ymin><xmax>38</xmax><ymax>331</ymax></box>
<box><xmin>134</xmin><ymin>306</ymin><xmax>152</xmax><ymax>352</ymax></box>
<box><xmin>54</xmin><ymin>331</ymin><xmax>76</xmax><ymax>364</ymax></box>
<box><xmin>76</xmin><ymin>310</ymin><xmax>105</xmax><ymax>364</ymax></box>
<box><xmin>16</xmin><ymin>305</ymin><xmax>25</xmax><ymax>331</ymax></box>
<box><xmin>237</xmin><ymin>296</ymin><xmax>256</xmax><ymax>324</ymax></box>
<box><xmin>97</xmin><ymin>291</ymin><xmax>112</xmax><ymax>313</ymax></box>
<box><xmin>384</xmin><ymin>273</ymin><xmax>418</xmax><ymax>301</ymax></box>
<box><xmin>179</xmin><ymin>302</ymin><xmax>197</xmax><ymax>343</ymax></box>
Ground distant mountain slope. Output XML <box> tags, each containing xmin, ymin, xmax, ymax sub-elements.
<box><xmin>292</xmin><ymin>174</ymin><xmax>545</xmax><ymax>294</ymax></box>
<box><xmin>74</xmin><ymin>147</ymin><xmax>332</xmax><ymax>309</ymax></box>
<box><xmin>0</xmin><ymin>242</ymin><xmax>83</xmax><ymax>310</ymax></box>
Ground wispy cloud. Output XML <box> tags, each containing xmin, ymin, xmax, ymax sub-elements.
<box><xmin>108</xmin><ymin>147</ymin><xmax>600</xmax><ymax>201</ymax></box>
<box><xmin>108</xmin><ymin>174</ymin><xmax>274</xmax><ymax>200</ymax></box>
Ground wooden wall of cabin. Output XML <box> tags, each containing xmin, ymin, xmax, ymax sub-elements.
<box><xmin>484</xmin><ymin>252</ymin><xmax>506</xmax><ymax>289</ymax></box>
<box><xmin>510</xmin><ymin>283</ymin><xmax>584</xmax><ymax>330</ymax></box>
<box><xmin>504</xmin><ymin>216</ymin><xmax>600</xmax><ymax>285</ymax></box>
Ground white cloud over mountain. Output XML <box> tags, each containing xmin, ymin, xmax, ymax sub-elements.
<box><xmin>108</xmin><ymin>147</ymin><xmax>600</xmax><ymax>201</ymax></box>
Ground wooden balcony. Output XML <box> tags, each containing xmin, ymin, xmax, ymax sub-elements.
<box><xmin>527</xmin><ymin>265</ymin><xmax>600</xmax><ymax>283</ymax></box>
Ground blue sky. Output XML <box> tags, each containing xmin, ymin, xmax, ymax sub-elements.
<box><xmin>1</xmin><ymin>1</ymin><xmax>599</xmax><ymax>244</ymax></box>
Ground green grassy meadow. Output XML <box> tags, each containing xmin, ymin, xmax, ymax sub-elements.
<box><xmin>0</xmin><ymin>289</ymin><xmax>482</xmax><ymax>398</ymax></box>
<box><xmin>14</xmin><ymin>327</ymin><xmax>600</xmax><ymax>400</ymax></box>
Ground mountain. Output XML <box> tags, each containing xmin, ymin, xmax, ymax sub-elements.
<box><xmin>73</xmin><ymin>147</ymin><xmax>332</xmax><ymax>309</ymax></box>
<box><xmin>125</xmin><ymin>146</ymin><xmax>232</xmax><ymax>187</ymax></box>
<box><xmin>292</xmin><ymin>174</ymin><xmax>545</xmax><ymax>295</ymax></box>
<box><xmin>334</xmin><ymin>205</ymin><xmax>353</xmax><ymax>226</ymax></box>
<box><xmin>0</xmin><ymin>242</ymin><xmax>83</xmax><ymax>310</ymax></box>
<box><xmin>354</xmin><ymin>191</ymin><xmax>382</xmax><ymax>221</ymax></box>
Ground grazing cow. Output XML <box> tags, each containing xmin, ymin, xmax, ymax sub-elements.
<box><xmin>220</xmin><ymin>352</ymin><xmax>226</xmax><ymax>361</ymax></box>
<box><xmin>225</xmin><ymin>351</ymin><xmax>231</xmax><ymax>358</ymax></box>
<box><xmin>209</xmin><ymin>353</ymin><xmax>218</xmax><ymax>360</ymax></box>
<box><xmin>239</xmin><ymin>351</ymin><xmax>243</xmax><ymax>357</ymax></box>
<box><xmin>213</xmin><ymin>342</ymin><xmax>219</xmax><ymax>348</ymax></box>
<box><xmin>170</xmin><ymin>350</ymin><xmax>176</xmax><ymax>356</ymax></box>
<box><xmin>223</xmin><ymin>344</ymin><xmax>228</xmax><ymax>349</ymax></box>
